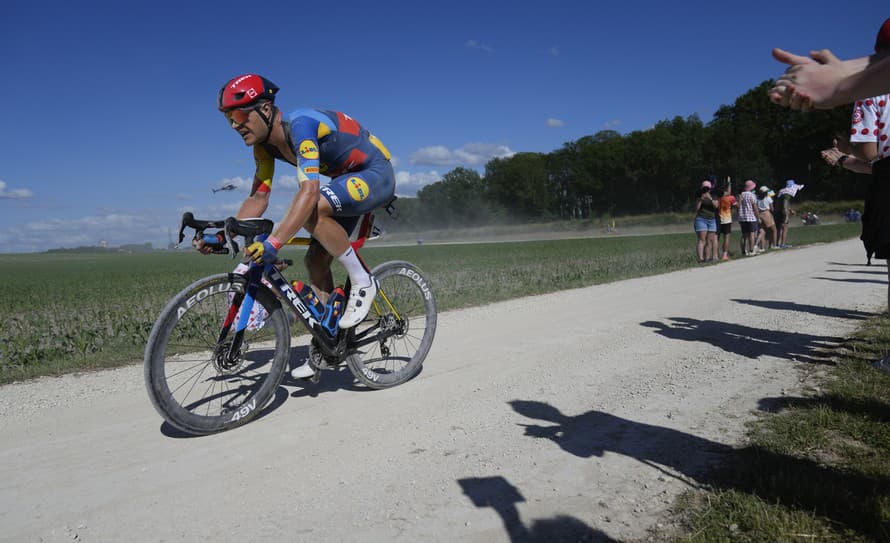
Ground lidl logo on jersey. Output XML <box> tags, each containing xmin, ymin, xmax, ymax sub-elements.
<box><xmin>299</xmin><ymin>140</ymin><xmax>319</xmax><ymax>160</ymax></box>
<box><xmin>347</xmin><ymin>178</ymin><xmax>370</xmax><ymax>201</ymax></box>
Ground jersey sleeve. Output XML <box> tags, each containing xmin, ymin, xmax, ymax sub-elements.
<box><xmin>252</xmin><ymin>145</ymin><xmax>275</xmax><ymax>195</ymax></box>
<box><xmin>850</xmin><ymin>98</ymin><xmax>880</xmax><ymax>143</ymax></box>
<box><xmin>289</xmin><ymin>115</ymin><xmax>323</xmax><ymax>184</ymax></box>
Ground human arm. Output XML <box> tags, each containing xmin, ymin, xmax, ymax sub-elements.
<box><xmin>822</xmin><ymin>146</ymin><xmax>874</xmax><ymax>173</ymax></box>
<box><xmin>244</xmin><ymin>117</ymin><xmax>323</xmax><ymax>263</ymax></box>
<box><xmin>769</xmin><ymin>48</ymin><xmax>888</xmax><ymax>110</ymax></box>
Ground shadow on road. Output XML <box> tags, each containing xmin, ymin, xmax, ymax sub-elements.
<box><xmin>813</xmin><ymin>276</ymin><xmax>887</xmax><ymax>285</ymax></box>
<box><xmin>640</xmin><ymin>317</ymin><xmax>840</xmax><ymax>365</ymax></box>
<box><xmin>458</xmin><ymin>475</ymin><xmax>619</xmax><ymax>543</ymax></box>
<box><xmin>731</xmin><ymin>298</ymin><xmax>877</xmax><ymax>320</ymax></box>
<box><xmin>509</xmin><ymin>399</ymin><xmax>890</xmax><ymax>539</ymax></box>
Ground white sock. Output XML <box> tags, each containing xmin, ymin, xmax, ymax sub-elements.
<box><xmin>337</xmin><ymin>247</ymin><xmax>371</xmax><ymax>287</ymax></box>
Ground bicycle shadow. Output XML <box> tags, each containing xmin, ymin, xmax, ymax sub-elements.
<box><xmin>731</xmin><ymin>299</ymin><xmax>876</xmax><ymax>320</ymax></box>
<box><xmin>458</xmin><ymin>475</ymin><xmax>619</xmax><ymax>543</ymax></box>
<box><xmin>509</xmin><ymin>399</ymin><xmax>890</xmax><ymax>538</ymax></box>
<box><xmin>159</xmin><ymin>345</ymin><xmax>360</xmax><ymax>438</ymax></box>
<box><xmin>640</xmin><ymin>317</ymin><xmax>840</xmax><ymax>365</ymax></box>
<box><xmin>159</xmin><ymin>385</ymin><xmax>292</xmax><ymax>438</ymax></box>
<box><xmin>285</xmin><ymin>346</ymin><xmax>426</xmax><ymax>398</ymax></box>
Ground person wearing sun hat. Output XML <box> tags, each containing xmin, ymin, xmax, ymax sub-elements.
<box><xmin>737</xmin><ymin>179</ymin><xmax>759</xmax><ymax>255</ymax></box>
<box><xmin>693</xmin><ymin>179</ymin><xmax>718</xmax><ymax>263</ymax></box>
<box><xmin>773</xmin><ymin>179</ymin><xmax>802</xmax><ymax>248</ymax></box>
<box><xmin>755</xmin><ymin>185</ymin><xmax>776</xmax><ymax>250</ymax></box>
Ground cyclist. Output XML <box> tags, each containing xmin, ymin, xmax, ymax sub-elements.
<box><xmin>205</xmin><ymin>74</ymin><xmax>395</xmax><ymax>376</ymax></box>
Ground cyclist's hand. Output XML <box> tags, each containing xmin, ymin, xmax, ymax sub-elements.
<box><xmin>245</xmin><ymin>236</ymin><xmax>282</xmax><ymax>265</ymax></box>
<box><xmin>193</xmin><ymin>232</ymin><xmax>225</xmax><ymax>254</ymax></box>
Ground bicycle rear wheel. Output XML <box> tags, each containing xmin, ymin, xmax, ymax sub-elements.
<box><xmin>144</xmin><ymin>273</ymin><xmax>290</xmax><ymax>435</ymax></box>
<box><xmin>347</xmin><ymin>261</ymin><xmax>437</xmax><ymax>389</ymax></box>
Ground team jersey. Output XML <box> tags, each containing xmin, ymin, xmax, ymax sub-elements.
<box><xmin>850</xmin><ymin>95</ymin><xmax>890</xmax><ymax>161</ymax></box>
<box><xmin>250</xmin><ymin>109</ymin><xmax>391</xmax><ymax>195</ymax></box>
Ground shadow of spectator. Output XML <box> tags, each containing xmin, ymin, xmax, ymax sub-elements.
<box><xmin>731</xmin><ymin>298</ymin><xmax>876</xmax><ymax>320</ymax></box>
<box><xmin>826</xmin><ymin>268</ymin><xmax>889</xmax><ymax>275</ymax></box>
<box><xmin>640</xmin><ymin>317</ymin><xmax>841</xmax><ymax>365</ymax></box>
<box><xmin>825</xmin><ymin>261</ymin><xmax>886</xmax><ymax>267</ymax></box>
<box><xmin>813</xmin><ymin>276</ymin><xmax>888</xmax><ymax>285</ymax></box>
<box><xmin>458</xmin><ymin>476</ymin><xmax>619</xmax><ymax>543</ymax></box>
<box><xmin>509</xmin><ymin>400</ymin><xmax>890</xmax><ymax>539</ymax></box>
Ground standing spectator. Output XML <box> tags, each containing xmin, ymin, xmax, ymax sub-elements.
<box><xmin>770</xmin><ymin>18</ymin><xmax>890</xmax><ymax>366</ymax></box>
<box><xmin>716</xmin><ymin>179</ymin><xmax>738</xmax><ymax>260</ymax></box>
<box><xmin>755</xmin><ymin>186</ymin><xmax>776</xmax><ymax>251</ymax></box>
<box><xmin>693</xmin><ymin>180</ymin><xmax>718</xmax><ymax>263</ymax></box>
<box><xmin>774</xmin><ymin>180</ymin><xmax>803</xmax><ymax>248</ymax></box>
<box><xmin>737</xmin><ymin>180</ymin><xmax>759</xmax><ymax>255</ymax></box>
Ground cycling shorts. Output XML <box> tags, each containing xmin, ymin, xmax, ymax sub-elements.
<box><xmin>319</xmin><ymin>155</ymin><xmax>395</xmax><ymax>235</ymax></box>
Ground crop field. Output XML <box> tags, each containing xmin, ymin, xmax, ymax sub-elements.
<box><xmin>0</xmin><ymin>223</ymin><xmax>861</xmax><ymax>384</ymax></box>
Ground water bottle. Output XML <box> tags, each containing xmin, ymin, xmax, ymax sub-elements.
<box><xmin>292</xmin><ymin>281</ymin><xmax>325</xmax><ymax>320</ymax></box>
<box><xmin>321</xmin><ymin>288</ymin><xmax>346</xmax><ymax>336</ymax></box>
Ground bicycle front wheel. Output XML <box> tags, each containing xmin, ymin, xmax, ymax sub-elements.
<box><xmin>144</xmin><ymin>273</ymin><xmax>290</xmax><ymax>435</ymax></box>
<box><xmin>347</xmin><ymin>261</ymin><xmax>437</xmax><ymax>389</ymax></box>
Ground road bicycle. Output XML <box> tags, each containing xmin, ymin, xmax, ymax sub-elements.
<box><xmin>144</xmin><ymin>208</ymin><xmax>437</xmax><ymax>435</ymax></box>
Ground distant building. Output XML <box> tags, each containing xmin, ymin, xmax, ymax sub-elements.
<box><xmin>98</xmin><ymin>240</ymin><xmax>108</xmax><ymax>248</ymax></box>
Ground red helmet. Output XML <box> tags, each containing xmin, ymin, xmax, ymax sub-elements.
<box><xmin>217</xmin><ymin>74</ymin><xmax>279</xmax><ymax>111</ymax></box>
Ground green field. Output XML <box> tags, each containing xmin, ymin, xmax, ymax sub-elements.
<box><xmin>0</xmin><ymin>223</ymin><xmax>861</xmax><ymax>384</ymax></box>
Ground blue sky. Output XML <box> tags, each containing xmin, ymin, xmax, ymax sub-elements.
<box><xmin>0</xmin><ymin>0</ymin><xmax>875</xmax><ymax>252</ymax></box>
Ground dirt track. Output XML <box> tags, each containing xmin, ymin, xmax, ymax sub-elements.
<box><xmin>0</xmin><ymin>238</ymin><xmax>884</xmax><ymax>542</ymax></box>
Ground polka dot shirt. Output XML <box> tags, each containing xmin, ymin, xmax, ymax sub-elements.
<box><xmin>850</xmin><ymin>94</ymin><xmax>890</xmax><ymax>160</ymax></box>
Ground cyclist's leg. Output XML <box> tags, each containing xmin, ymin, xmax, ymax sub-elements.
<box><xmin>304</xmin><ymin>240</ymin><xmax>335</xmax><ymax>300</ymax></box>
<box><xmin>310</xmin><ymin>160</ymin><xmax>395</xmax><ymax>328</ymax></box>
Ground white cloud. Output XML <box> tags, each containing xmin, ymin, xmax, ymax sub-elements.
<box><xmin>3</xmin><ymin>213</ymin><xmax>166</xmax><ymax>252</ymax></box>
<box><xmin>0</xmin><ymin>180</ymin><xmax>33</xmax><ymax>199</ymax></box>
<box><xmin>410</xmin><ymin>143</ymin><xmax>515</xmax><ymax>168</ymax></box>
<box><xmin>546</xmin><ymin>118</ymin><xmax>565</xmax><ymax>127</ymax></box>
<box><xmin>466</xmin><ymin>39</ymin><xmax>494</xmax><ymax>53</ymax></box>
<box><xmin>604</xmin><ymin>119</ymin><xmax>623</xmax><ymax>129</ymax></box>
<box><xmin>395</xmin><ymin>170</ymin><xmax>442</xmax><ymax>197</ymax></box>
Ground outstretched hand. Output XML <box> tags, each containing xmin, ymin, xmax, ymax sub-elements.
<box><xmin>768</xmin><ymin>48</ymin><xmax>848</xmax><ymax>111</ymax></box>
<box><xmin>820</xmin><ymin>145</ymin><xmax>844</xmax><ymax>166</ymax></box>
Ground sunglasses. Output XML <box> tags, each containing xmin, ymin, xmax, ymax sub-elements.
<box><xmin>224</xmin><ymin>107</ymin><xmax>255</xmax><ymax>125</ymax></box>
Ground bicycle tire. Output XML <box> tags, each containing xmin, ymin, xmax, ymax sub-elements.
<box><xmin>347</xmin><ymin>261</ymin><xmax>437</xmax><ymax>389</ymax></box>
<box><xmin>144</xmin><ymin>273</ymin><xmax>291</xmax><ymax>434</ymax></box>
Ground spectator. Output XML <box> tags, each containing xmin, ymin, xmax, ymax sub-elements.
<box><xmin>716</xmin><ymin>179</ymin><xmax>738</xmax><ymax>260</ymax></box>
<box><xmin>693</xmin><ymin>180</ymin><xmax>718</xmax><ymax>263</ymax></box>
<box><xmin>737</xmin><ymin>180</ymin><xmax>759</xmax><ymax>255</ymax></box>
<box><xmin>755</xmin><ymin>186</ymin><xmax>777</xmax><ymax>250</ymax></box>
<box><xmin>773</xmin><ymin>18</ymin><xmax>890</xmax><ymax>367</ymax></box>
<box><xmin>774</xmin><ymin>180</ymin><xmax>803</xmax><ymax>248</ymax></box>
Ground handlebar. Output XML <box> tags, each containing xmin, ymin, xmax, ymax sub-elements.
<box><xmin>179</xmin><ymin>212</ymin><xmax>274</xmax><ymax>258</ymax></box>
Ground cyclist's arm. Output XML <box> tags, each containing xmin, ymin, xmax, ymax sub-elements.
<box><xmin>236</xmin><ymin>146</ymin><xmax>275</xmax><ymax>219</ymax></box>
<box><xmin>271</xmin><ymin>116</ymin><xmax>324</xmax><ymax>242</ymax></box>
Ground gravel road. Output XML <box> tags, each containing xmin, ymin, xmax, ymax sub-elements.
<box><xmin>0</xmin><ymin>238</ymin><xmax>884</xmax><ymax>542</ymax></box>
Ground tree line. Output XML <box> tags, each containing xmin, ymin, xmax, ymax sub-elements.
<box><xmin>387</xmin><ymin>81</ymin><xmax>869</xmax><ymax>230</ymax></box>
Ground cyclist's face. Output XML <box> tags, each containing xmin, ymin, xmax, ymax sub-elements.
<box><xmin>225</xmin><ymin>105</ymin><xmax>269</xmax><ymax>145</ymax></box>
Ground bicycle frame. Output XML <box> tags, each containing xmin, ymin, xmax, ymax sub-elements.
<box><xmin>180</xmin><ymin>209</ymin><xmax>402</xmax><ymax>368</ymax></box>
<box><xmin>221</xmin><ymin>252</ymin><xmax>404</xmax><ymax>369</ymax></box>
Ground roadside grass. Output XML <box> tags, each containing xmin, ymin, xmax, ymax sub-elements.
<box><xmin>0</xmin><ymin>222</ymin><xmax>860</xmax><ymax>384</ymax></box>
<box><xmin>666</xmin><ymin>312</ymin><xmax>890</xmax><ymax>542</ymax></box>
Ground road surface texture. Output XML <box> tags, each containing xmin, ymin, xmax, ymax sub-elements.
<box><xmin>1</xmin><ymin>238</ymin><xmax>884</xmax><ymax>542</ymax></box>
